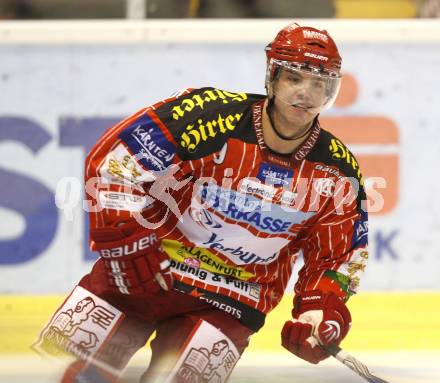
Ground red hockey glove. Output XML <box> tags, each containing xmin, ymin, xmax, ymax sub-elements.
<box><xmin>281</xmin><ymin>290</ymin><xmax>351</xmax><ymax>364</ymax></box>
<box><xmin>91</xmin><ymin>220</ymin><xmax>171</xmax><ymax>295</ymax></box>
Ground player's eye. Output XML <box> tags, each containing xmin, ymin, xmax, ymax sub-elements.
<box><xmin>287</xmin><ymin>74</ymin><xmax>302</xmax><ymax>84</ymax></box>
<box><xmin>312</xmin><ymin>80</ymin><xmax>325</xmax><ymax>89</ymax></box>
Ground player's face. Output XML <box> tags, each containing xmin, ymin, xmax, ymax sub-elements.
<box><xmin>272</xmin><ymin>69</ymin><xmax>322</xmax><ymax>128</ymax></box>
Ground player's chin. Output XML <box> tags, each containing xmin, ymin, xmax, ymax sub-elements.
<box><xmin>287</xmin><ymin>113</ymin><xmax>315</xmax><ymax>129</ymax></box>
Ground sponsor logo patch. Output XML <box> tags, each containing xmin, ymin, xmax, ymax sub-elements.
<box><xmin>165</xmin><ymin>320</ymin><xmax>239</xmax><ymax>383</ymax></box>
<box><xmin>98</xmin><ymin>191</ymin><xmax>149</xmax><ymax>212</ymax></box>
<box><xmin>257</xmin><ymin>163</ymin><xmax>293</xmax><ymax>187</ymax></box>
<box><xmin>179</xmin><ymin>113</ymin><xmax>243</xmax><ymax>153</ymax></box>
<box><xmin>32</xmin><ymin>286</ymin><xmax>124</xmax><ymax>363</ymax></box>
<box><xmin>177</xmin><ymin>196</ymin><xmax>315</xmax><ymax>265</ymax></box>
<box><xmin>280</xmin><ymin>190</ymin><xmax>298</xmax><ymax>205</ymax></box>
<box><xmin>303</xmin><ymin>29</ymin><xmax>329</xmax><ymax>43</ymax></box>
<box><xmin>184</xmin><ymin>257</ymin><xmax>201</xmax><ymax>268</ymax></box>
<box><xmin>170</xmin><ymin>260</ymin><xmax>261</xmax><ymax>302</ymax></box>
<box><xmin>173</xmin><ymin>281</ymin><xmax>266</xmax><ymax>331</ymax></box>
<box><xmin>239</xmin><ymin>178</ymin><xmax>276</xmax><ymax>200</ymax></box>
<box><xmin>162</xmin><ymin>239</ymin><xmax>255</xmax><ymax>280</ymax></box>
<box><xmin>351</xmin><ymin>211</ymin><xmax>368</xmax><ymax>248</ymax></box>
<box><xmin>171</xmin><ymin>88</ymin><xmax>248</xmax><ymax>121</ymax></box>
<box><xmin>313</xmin><ymin>178</ymin><xmax>335</xmax><ymax>197</ymax></box>
<box><xmin>199</xmin><ymin>184</ymin><xmax>315</xmax><ymax>235</ymax></box>
<box><xmin>119</xmin><ymin>115</ymin><xmax>176</xmax><ymax>171</ymax></box>
<box><xmin>99</xmin><ymin>144</ymin><xmax>155</xmax><ymax>185</ymax></box>
<box><xmin>202</xmin><ymin>232</ymin><xmax>278</xmax><ymax>265</ymax></box>
<box><xmin>329</xmin><ymin>138</ymin><xmax>364</xmax><ymax>185</ymax></box>
<box><xmin>304</xmin><ymin>52</ymin><xmax>329</xmax><ymax>61</ymax></box>
<box><xmin>98</xmin><ymin>233</ymin><xmax>158</xmax><ymax>258</ymax></box>
<box><xmin>338</xmin><ymin>248</ymin><xmax>369</xmax><ymax>293</ymax></box>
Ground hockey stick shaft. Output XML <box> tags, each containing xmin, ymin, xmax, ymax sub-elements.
<box><xmin>322</xmin><ymin>344</ymin><xmax>390</xmax><ymax>383</ymax></box>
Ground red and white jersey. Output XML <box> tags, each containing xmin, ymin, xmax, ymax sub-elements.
<box><xmin>86</xmin><ymin>88</ymin><xmax>368</xmax><ymax>331</ymax></box>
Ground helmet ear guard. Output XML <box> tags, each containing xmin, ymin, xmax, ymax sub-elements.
<box><xmin>265</xmin><ymin>64</ymin><xmax>280</xmax><ymax>98</ymax></box>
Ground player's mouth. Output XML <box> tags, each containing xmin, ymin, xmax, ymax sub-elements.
<box><xmin>291</xmin><ymin>103</ymin><xmax>312</xmax><ymax>111</ymax></box>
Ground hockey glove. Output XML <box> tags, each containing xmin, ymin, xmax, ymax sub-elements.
<box><xmin>91</xmin><ymin>220</ymin><xmax>171</xmax><ymax>295</ymax></box>
<box><xmin>281</xmin><ymin>290</ymin><xmax>351</xmax><ymax>364</ymax></box>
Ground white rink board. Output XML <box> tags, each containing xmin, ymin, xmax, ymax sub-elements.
<box><xmin>0</xmin><ymin>21</ymin><xmax>439</xmax><ymax>293</ymax></box>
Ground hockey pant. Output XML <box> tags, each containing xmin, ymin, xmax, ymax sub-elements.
<box><xmin>58</xmin><ymin>260</ymin><xmax>254</xmax><ymax>383</ymax></box>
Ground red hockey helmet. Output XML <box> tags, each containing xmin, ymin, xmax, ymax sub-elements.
<box><xmin>265</xmin><ymin>23</ymin><xmax>342</xmax><ymax>113</ymax></box>
<box><xmin>266</xmin><ymin>23</ymin><xmax>342</xmax><ymax>75</ymax></box>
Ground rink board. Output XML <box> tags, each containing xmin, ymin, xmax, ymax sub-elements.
<box><xmin>1</xmin><ymin>21</ymin><xmax>440</xmax><ymax>294</ymax></box>
<box><xmin>1</xmin><ymin>292</ymin><xmax>439</xmax><ymax>355</ymax></box>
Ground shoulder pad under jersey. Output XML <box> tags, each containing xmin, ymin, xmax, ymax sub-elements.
<box><xmin>153</xmin><ymin>87</ymin><xmax>265</xmax><ymax>160</ymax></box>
<box><xmin>307</xmin><ymin>128</ymin><xmax>367</xmax><ymax>208</ymax></box>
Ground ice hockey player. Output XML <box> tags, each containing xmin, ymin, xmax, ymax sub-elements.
<box><xmin>34</xmin><ymin>22</ymin><xmax>368</xmax><ymax>383</ymax></box>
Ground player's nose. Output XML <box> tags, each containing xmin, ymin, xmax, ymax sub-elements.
<box><xmin>295</xmin><ymin>84</ymin><xmax>312</xmax><ymax>102</ymax></box>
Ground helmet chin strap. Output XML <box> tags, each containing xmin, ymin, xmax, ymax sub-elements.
<box><xmin>266</xmin><ymin>96</ymin><xmax>314</xmax><ymax>141</ymax></box>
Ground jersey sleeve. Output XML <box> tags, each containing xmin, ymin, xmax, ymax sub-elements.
<box><xmin>84</xmin><ymin>89</ymin><xmax>195</xmax><ymax>246</ymax></box>
<box><xmin>294</xmin><ymin>180</ymin><xmax>369</xmax><ymax>301</ymax></box>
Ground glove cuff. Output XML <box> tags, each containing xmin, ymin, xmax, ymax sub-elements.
<box><xmin>292</xmin><ymin>290</ymin><xmax>350</xmax><ymax>320</ymax></box>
